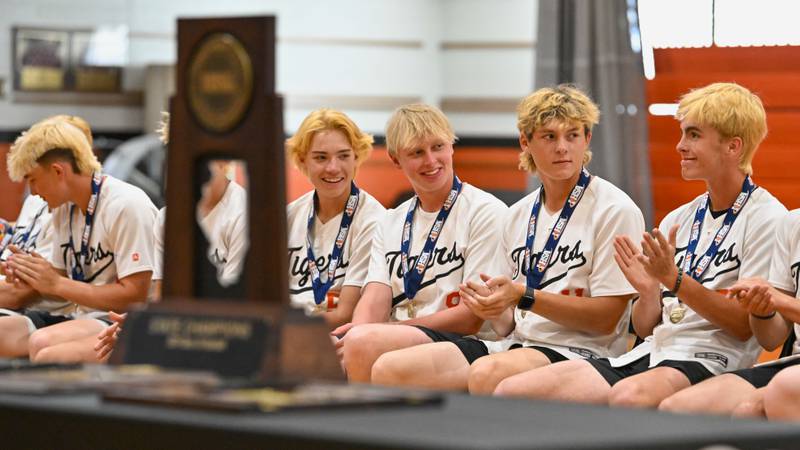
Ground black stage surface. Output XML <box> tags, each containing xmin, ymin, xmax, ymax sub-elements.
<box><xmin>0</xmin><ymin>389</ymin><xmax>798</xmax><ymax>449</ymax></box>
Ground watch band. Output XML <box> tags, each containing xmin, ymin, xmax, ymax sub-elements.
<box><xmin>518</xmin><ymin>286</ymin><xmax>536</xmax><ymax>310</ymax></box>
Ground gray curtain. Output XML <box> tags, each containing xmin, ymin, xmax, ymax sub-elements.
<box><xmin>534</xmin><ymin>0</ymin><xmax>653</xmax><ymax>226</ymax></box>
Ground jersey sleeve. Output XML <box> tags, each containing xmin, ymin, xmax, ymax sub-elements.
<box><xmin>588</xmin><ymin>200</ymin><xmax>646</xmax><ymax>297</ymax></box>
<box><xmin>106</xmin><ymin>199</ymin><xmax>158</xmax><ymax>279</ymax></box>
<box><xmin>768</xmin><ymin>210</ymin><xmax>796</xmax><ymax>293</ymax></box>
<box><xmin>739</xmin><ymin>199</ymin><xmax>787</xmax><ymax>280</ymax></box>
<box><xmin>462</xmin><ymin>196</ymin><xmax>508</xmax><ymax>284</ymax></box>
<box><xmin>152</xmin><ymin>208</ymin><xmax>165</xmax><ymax>281</ymax></box>
<box><xmin>343</xmin><ymin>203</ymin><xmax>385</xmax><ymax>288</ymax></box>
<box><xmin>364</xmin><ymin>213</ymin><xmax>392</xmax><ymax>287</ymax></box>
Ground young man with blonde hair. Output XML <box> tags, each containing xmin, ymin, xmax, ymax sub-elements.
<box><xmin>4</xmin><ymin>116</ymin><xmax>157</xmax><ymax>363</ymax></box>
<box><xmin>493</xmin><ymin>82</ymin><xmax>786</xmax><ymax>408</ymax></box>
<box><xmin>286</xmin><ymin>108</ymin><xmax>385</xmax><ymax>327</ymax></box>
<box><xmin>367</xmin><ymin>85</ymin><xmax>644</xmax><ymax>392</ymax></box>
<box><xmin>333</xmin><ymin>103</ymin><xmax>507</xmax><ymax>382</ymax></box>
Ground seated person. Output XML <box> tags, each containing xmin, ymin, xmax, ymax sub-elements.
<box><xmin>0</xmin><ymin>116</ymin><xmax>92</xmax><ymax>357</ymax></box>
<box><xmin>334</xmin><ymin>103</ymin><xmax>508</xmax><ymax>382</ymax></box>
<box><xmin>286</xmin><ymin>108</ymin><xmax>386</xmax><ymax>328</ymax></box>
<box><xmin>4</xmin><ymin>116</ymin><xmax>158</xmax><ymax>363</ymax></box>
<box><xmin>659</xmin><ymin>209</ymin><xmax>800</xmax><ymax>417</ymax></box>
<box><xmin>368</xmin><ymin>85</ymin><xmax>644</xmax><ymax>392</ymax></box>
<box><xmin>488</xmin><ymin>83</ymin><xmax>786</xmax><ymax>408</ymax></box>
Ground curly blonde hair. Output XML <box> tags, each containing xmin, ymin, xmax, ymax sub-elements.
<box><xmin>516</xmin><ymin>85</ymin><xmax>600</xmax><ymax>174</ymax></box>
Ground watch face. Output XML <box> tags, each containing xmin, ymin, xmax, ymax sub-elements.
<box><xmin>187</xmin><ymin>32</ymin><xmax>254</xmax><ymax>133</ymax></box>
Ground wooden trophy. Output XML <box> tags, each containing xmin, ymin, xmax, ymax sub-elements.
<box><xmin>111</xmin><ymin>16</ymin><xmax>343</xmax><ymax>383</ymax></box>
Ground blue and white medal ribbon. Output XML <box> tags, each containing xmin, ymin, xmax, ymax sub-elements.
<box><xmin>521</xmin><ymin>167</ymin><xmax>592</xmax><ymax>308</ymax></box>
<box><xmin>400</xmin><ymin>175</ymin><xmax>463</xmax><ymax>302</ymax></box>
<box><xmin>306</xmin><ymin>181</ymin><xmax>360</xmax><ymax>307</ymax></box>
<box><xmin>682</xmin><ymin>176</ymin><xmax>756</xmax><ymax>281</ymax></box>
<box><xmin>68</xmin><ymin>172</ymin><xmax>105</xmax><ymax>282</ymax></box>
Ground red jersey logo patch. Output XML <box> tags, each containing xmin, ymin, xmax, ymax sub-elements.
<box><xmin>132</xmin><ymin>253</ymin><xmax>140</xmax><ymax>262</ymax></box>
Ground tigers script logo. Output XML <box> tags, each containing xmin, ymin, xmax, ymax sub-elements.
<box><xmin>385</xmin><ymin>241</ymin><xmax>465</xmax><ymax>303</ymax></box>
<box><xmin>510</xmin><ymin>240</ymin><xmax>587</xmax><ymax>289</ymax></box>
<box><xmin>288</xmin><ymin>246</ymin><xmax>351</xmax><ymax>289</ymax></box>
<box><xmin>61</xmin><ymin>242</ymin><xmax>115</xmax><ymax>282</ymax></box>
<box><xmin>675</xmin><ymin>242</ymin><xmax>740</xmax><ymax>284</ymax></box>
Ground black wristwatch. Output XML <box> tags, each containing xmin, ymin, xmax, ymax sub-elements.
<box><xmin>518</xmin><ymin>286</ymin><xmax>536</xmax><ymax>310</ymax></box>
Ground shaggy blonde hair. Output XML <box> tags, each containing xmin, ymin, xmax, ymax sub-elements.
<box><xmin>516</xmin><ymin>85</ymin><xmax>600</xmax><ymax>174</ymax></box>
<box><xmin>676</xmin><ymin>82</ymin><xmax>766</xmax><ymax>175</ymax></box>
<box><xmin>286</xmin><ymin>108</ymin><xmax>373</xmax><ymax>174</ymax></box>
<box><xmin>7</xmin><ymin>116</ymin><xmax>100</xmax><ymax>182</ymax></box>
<box><xmin>385</xmin><ymin>103</ymin><xmax>456</xmax><ymax>157</ymax></box>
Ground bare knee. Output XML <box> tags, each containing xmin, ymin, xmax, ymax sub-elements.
<box><xmin>609</xmin><ymin>380</ymin><xmax>649</xmax><ymax>409</ymax></box>
<box><xmin>658</xmin><ymin>394</ymin><xmax>685</xmax><ymax>414</ymax></box>
<box><xmin>493</xmin><ymin>376</ymin><xmax>531</xmax><ymax>398</ymax></box>
<box><xmin>371</xmin><ymin>352</ymin><xmax>408</xmax><ymax>387</ymax></box>
<box><xmin>468</xmin><ymin>357</ymin><xmax>504</xmax><ymax>395</ymax></box>
<box><xmin>27</xmin><ymin>329</ymin><xmax>54</xmax><ymax>360</ymax></box>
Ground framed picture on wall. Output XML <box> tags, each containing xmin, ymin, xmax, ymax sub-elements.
<box><xmin>12</xmin><ymin>27</ymin><xmax>70</xmax><ymax>91</ymax></box>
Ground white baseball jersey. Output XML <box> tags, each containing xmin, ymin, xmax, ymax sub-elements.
<box><xmin>611</xmin><ymin>187</ymin><xmax>787</xmax><ymax>374</ymax></box>
<box><xmin>0</xmin><ymin>195</ymin><xmax>70</xmax><ymax>315</ymax></box>
<box><xmin>197</xmin><ymin>181</ymin><xmax>248</xmax><ymax>288</ymax></box>
<box><xmin>287</xmin><ymin>189</ymin><xmax>385</xmax><ymax>315</ymax></box>
<box><xmin>768</xmin><ymin>209</ymin><xmax>800</xmax><ymax>357</ymax></box>
<box><xmin>501</xmin><ymin>176</ymin><xmax>644</xmax><ymax>359</ymax></box>
<box><xmin>366</xmin><ymin>183</ymin><xmax>507</xmax><ymax>322</ymax></box>
<box><xmin>153</xmin><ymin>207</ymin><xmax>165</xmax><ymax>281</ymax></box>
<box><xmin>50</xmin><ymin>175</ymin><xmax>158</xmax><ymax>317</ymax></box>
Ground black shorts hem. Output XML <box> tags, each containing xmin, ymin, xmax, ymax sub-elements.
<box><xmin>586</xmin><ymin>356</ymin><xmax>650</xmax><ymax>386</ymax></box>
<box><xmin>508</xmin><ymin>343</ymin><xmax>568</xmax><ymax>364</ymax></box>
<box><xmin>414</xmin><ymin>326</ymin><xmax>488</xmax><ymax>364</ymax></box>
<box><xmin>22</xmin><ymin>310</ymin><xmax>72</xmax><ymax>329</ymax></box>
<box><xmin>730</xmin><ymin>358</ymin><xmax>800</xmax><ymax>388</ymax></box>
<box><xmin>654</xmin><ymin>360</ymin><xmax>713</xmax><ymax>385</ymax></box>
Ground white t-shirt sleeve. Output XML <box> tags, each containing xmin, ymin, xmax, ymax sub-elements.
<box><xmin>106</xmin><ymin>200</ymin><xmax>158</xmax><ymax>279</ymax></box>
<box><xmin>365</xmin><ymin>214</ymin><xmax>392</xmax><ymax>287</ymax></box>
<box><xmin>153</xmin><ymin>208</ymin><xmax>166</xmax><ymax>280</ymax></box>
<box><xmin>589</xmin><ymin>201</ymin><xmax>645</xmax><ymax>297</ymax></box>
<box><xmin>768</xmin><ymin>210</ymin><xmax>795</xmax><ymax>292</ymax></box>
<box><xmin>739</xmin><ymin>199</ymin><xmax>786</xmax><ymax>279</ymax></box>
<box><xmin>343</xmin><ymin>204</ymin><xmax>384</xmax><ymax>288</ymax></box>
<box><xmin>219</xmin><ymin>210</ymin><xmax>248</xmax><ymax>286</ymax></box>
<box><xmin>462</xmin><ymin>195</ymin><xmax>507</xmax><ymax>284</ymax></box>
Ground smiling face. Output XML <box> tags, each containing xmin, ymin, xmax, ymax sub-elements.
<box><xmin>392</xmin><ymin>135</ymin><xmax>454</xmax><ymax>199</ymax></box>
<box><xmin>300</xmin><ymin>129</ymin><xmax>357</xmax><ymax>203</ymax></box>
<box><xmin>676</xmin><ymin>119</ymin><xmax>734</xmax><ymax>182</ymax></box>
<box><xmin>521</xmin><ymin>119</ymin><xmax>589</xmax><ymax>185</ymax></box>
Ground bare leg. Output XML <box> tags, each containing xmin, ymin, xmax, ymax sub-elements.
<box><xmin>0</xmin><ymin>315</ymin><xmax>34</xmax><ymax>357</ymax></box>
<box><xmin>342</xmin><ymin>324</ymin><xmax>432</xmax><ymax>383</ymax></box>
<box><xmin>34</xmin><ymin>335</ymin><xmax>103</xmax><ymax>364</ymax></box>
<box><xmin>494</xmin><ymin>359</ymin><xmax>613</xmax><ymax>405</ymax></box>
<box><xmin>659</xmin><ymin>374</ymin><xmax>756</xmax><ymax>416</ymax></box>
<box><xmin>731</xmin><ymin>387</ymin><xmax>767</xmax><ymax>418</ymax></box>
<box><xmin>764</xmin><ymin>365</ymin><xmax>800</xmax><ymax>421</ymax></box>
<box><xmin>610</xmin><ymin>367</ymin><xmax>690</xmax><ymax>409</ymax></box>
<box><xmin>28</xmin><ymin>319</ymin><xmax>106</xmax><ymax>362</ymax></box>
<box><xmin>467</xmin><ymin>348</ymin><xmax>552</xmax><ymax>395</ymax></box>
<box><xmin>372</xmin><ymin>342</ymin><xmax>471</xmax><ymax>391</ymax></box>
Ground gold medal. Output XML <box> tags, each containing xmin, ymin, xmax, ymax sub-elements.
<box><xmin>312</xmin><ymin>302</ymin><xmax>326</xmax><ymax>314</ymax></box>
<box><xmin>669</xmin><ymin>305</ymin><xmax>686</xmax><ymax>324</ymax></box>
<box><xmin>407</xmin><ymin>300</ymin><xmax>416</xmax><ymax>319</ymax></box>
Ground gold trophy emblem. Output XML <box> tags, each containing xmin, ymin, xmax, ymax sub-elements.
<box><xmin>669</xmin><ymin>305</ymin><xmax>687</xmax><ymax>324</ymax></box>
<box><xmin>187</xmin><ymin>33</ymin><xmax>254</xmax><ymax>133</ymax></box>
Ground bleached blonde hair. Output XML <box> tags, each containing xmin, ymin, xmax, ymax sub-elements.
<box><xmin>7</xmin><ymin>116</ymin><xmax>100</xmax><ymax>182</ymax></box>
<box><xmin>385</xmin><ymin>103</ymin><xmax>456</xmax><ymax>157</ymax></box>
<box><xmin>676</xmin><ymin>82</ymin><xmax>766</xmax><ymax>175</ymax></box>
<box><xmin>286</xmin><ymin>108</ymin><xmax>373</xmax><ymax>174</ymax></box>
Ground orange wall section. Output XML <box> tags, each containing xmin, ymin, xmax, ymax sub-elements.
<box><xmin>0</xmin><ymin>143</ymin><xmax>25</xmax><ymax>220</ymax></box>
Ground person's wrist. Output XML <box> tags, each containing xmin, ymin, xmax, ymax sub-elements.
<box><xmin>670</xmin><ymin>267</ymin><xmax>683</xmax><ymax>295</ymax></box>
<box><xmin>751</xmin><ymin>311</ymin><xmax>776</xmax><ymax>320</ymax></box>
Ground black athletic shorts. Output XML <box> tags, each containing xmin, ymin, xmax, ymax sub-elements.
<box><xmin>509</xmin><ymin>343</ymin><xmax>568</xmax><ymax>364</ymax></box>
<box><xmin>730</xmin><ymin>358</ymin><xmax>800</xmax><ymax>388</ymax></box>
<box><xmin>23</xmin><ymin>310</ymin><xmax>72</xmax><ymax>329</ymax></box>
<box><xmin>415</xmin><ymin>326</ymin><xmax>489</xmax><ymax>364</ymax></box>
<box><xmin>588</xmin><ymin>356</ymin><xmax>713</xmax><ymax>386</ymax></box>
